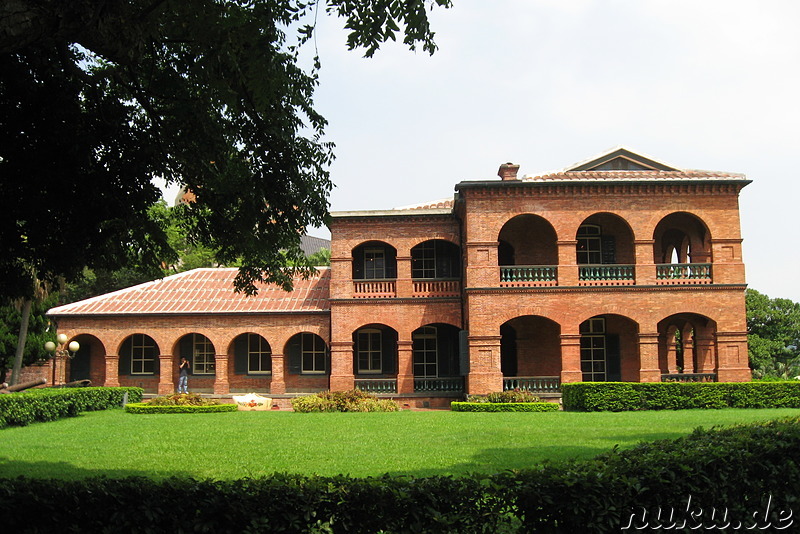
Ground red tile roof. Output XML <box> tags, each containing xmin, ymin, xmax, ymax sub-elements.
<box><xmin>523</xmin><ymin>170</ymin><xmax>747</xmax><ymax>182</ymax></box>
<box><xmin>48</xmin><ymin>268</ymin><xmax>330</xmax><ymax>316</ymax></box>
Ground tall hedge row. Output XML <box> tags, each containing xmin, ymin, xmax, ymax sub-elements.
<box><xmin>0</xmin><ymin>387</ymin><xmax>142</xmax><ymax>428</ymax></box>
<box><xmin>562</xmin><ymin>381</ymin><xmax>800</xmax><ymax>411</ymax></box>
<box><xmin>2</xmin><ymin>417</ymin><xmax>799</xmax><ymax>533</ymax></box>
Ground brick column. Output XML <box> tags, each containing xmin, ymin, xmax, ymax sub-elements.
<box><xmin>666</xmin><ymin>336</ymin><xmax>680</xmax><ymax>374</ymax></box>
<box><xmin>557</xmin><ymin>241</ymin><xmax>578</xmax><ymax>286</ymax></box>
<box><xmin>396</xmin><ymin>256</ymin><xmax>413</xmax><ymax>298</ymax></box>
<box><xmin>694</xmin><ymin>335</ymin><xmax>715</xmax><ymax>373</ymax></box>
<box><xmin>560</xmin><ymin>334</ymin><xmax>582</xmax><ymax>383</ymax></box>
<box><xmin>214</xmin><ymin>354</ymin><xmax>230</xmax><ymax>394</ymax></box>
<box><xmin>396</xmin><ymin>340</ymin><xmax>414</xmax><ymax>394</ymax></box>
<box><xmin>715</xmin><ymin>331</ymin><xmax>751</xmax><ymax>382</ymax></box>
<box><xmin>466</xmin><ymin>335</ymin><xmax>503</xmax><ymax>394</ymax></box>
<box><xmin>638</xmin><ymin>333</ymin><xmax>661</xmax><ymax>382</ymax></box>
<box><xmin>270</xmin><ymin>353</ymin><xmax>286</xmax><ymax>394</ymax></box>
<box><xmin>329</xmin><ymin>341</ymin><xmax>355</xmax><ymax>391</ymax></box>
<box><xmin>158</xmin><ymin>354</ymin><xmax>175</xmax><ymax>394</ymax></box>
<box><xmin>682</xmin><ymin>328</ymin><xmax>695</xmax><ymax>373</ymax></box>
<box><xmin>634</xmin><ymin>239</ymin><xmax>656</xmax><ymax>285</ymax></box>
<box><xmin>104</xmin><ymin>355</ymin><xmax>120</xmax><ymax>387</ymax></box>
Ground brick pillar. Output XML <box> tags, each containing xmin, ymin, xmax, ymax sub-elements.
<box><xmin>104</xmin><ymin>355</ymin><xmax>120</xmax><ymax>387</ymax></box>
<box><xmin>396</xmin><ymin>340</ymin><xmax>414</xmax><ymax>394</ymax></box>
<box><xmin>158</xmin><ymin>354</ymin><xmax>175</xmax><ymax>394</ymax></box>
<box><xmin>666</xmin><ymin>337</ymin><xmax>680</xmax><ymax>374</ymax></box>
<box><xmin>466</xmin><ymin>335</ymin><xmax>503</xmax><ymax>394</ymax></box>
<box><xmin>557</xmin><ymin>241</ymin><xmax>578</xmax><ymax>286</ymax></box>
<box><xmin>715</xmin><ymin>331</ymin><xmax>751</xmax><ymax>382</ymax></box>
<box><xmin>396</xmin><ymin>255</ymin><xmax>413</xmax><ymax>298</ymax></box>
<box><xmin>329</xmin><ymin>341</ymin><xmax>354</xmax><ymax>391</ymax></box>
<box><xmin>214</xmin><ymin>354</ymin><xmax>229</xmax><ymax>394</ymax></box>
<box><xmin>682</xmin><ymin>327</ymin><xmax>695</xmax><ymax>373</ymax></box>
<box><xmin>694</xmin><ymin>335</ymin><xmax>715</xmax><ymax>373</ymax></box>
<box><xmin>560</xmin><ymin>334</ymin><xmax>582</xmax><ymax>383</ymax></box>
<box><xmin>638</xmin><ymin>333</ymin><xmax>661</xmax><ymax>382</ymax></box>
<box><xmin>271</xmin><ymin>353</ymin><xmax>286</xmax><ymax>394</ymax></box>
<box><xmin>634</xmin><ymin>239</ymin><xmax>656</xmax><ymax>285</ymax></box>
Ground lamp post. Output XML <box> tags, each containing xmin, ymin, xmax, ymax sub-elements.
<box><xmin>45</xmin><ymin>334</ymin><xmax>80</xmax><ymax>385</ymax></box>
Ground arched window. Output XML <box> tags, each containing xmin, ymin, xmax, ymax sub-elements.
<box><xmin>356</xmin><ymin>328</ymin><xmax>383</xmax><ymax>373</ymax></box>
<box><xmin>413</xmin><ymin>326</ymin><xmax>438</xmax><ymax>378</ymax></box>
<box><xmin>120</xmin><ymin>334</ymin><xmax>158</xmax><ymax>375</ymax></box>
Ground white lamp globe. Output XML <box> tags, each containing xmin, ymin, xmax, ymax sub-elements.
<box><xmin>68</xmin><ymin>341</ymin><xmax>80</xmax><ymax>353</ymax></box>
<box><xmin>57</xmin><ymin>333</ymin><xmax>68</xmax><ymax>344</ymax></box>
<box><xmin>44</xmin><ymin>341</ymin><xmax>56</xmax><ymax>352</ymax></box>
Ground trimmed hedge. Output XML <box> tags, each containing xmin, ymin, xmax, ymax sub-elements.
<box><xmin>292</xmin><ymin>389</ymin><xmax>400</xmax><ymax>412</ymax></box>
<box><xmin>451</xmin><ymin>401</ymin><xmax>559</xmax><ymax>412</ymax></box>
<box><xmin>1</xmin><ymin>417</ymin><xmax>799</xmax><ymax>532</ymax></box>
<box><xmin>124</xmin><ymin>403</ymin><xmax>238</xmax><ymax>414</ymax></box>
<box><xmin>0</xmin><ymin>387</ymin><xmax>143</xmax><ymax>428</ymax></box>
<box><xmin>562</xmin><ymin>381</ymin><xmax>800</xmax><ymax>411</ymax></box>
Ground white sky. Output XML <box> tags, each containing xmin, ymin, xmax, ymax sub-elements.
<box><xmin>162</xmin><ymin>1</ymin><xmax>800</xmax><ymax>302</ymax></box>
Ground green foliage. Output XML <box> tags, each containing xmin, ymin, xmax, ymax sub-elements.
<box><xmin>291</xmin><ymin>389</ymin><xmax>400</xmax><ymax>412</ymax></box>
<box><xmin>562</xmin><ymin>381</ymin><xmax>800</xmax><ymax>411</ymax></box>
<box><xmin>146</xmin><ymin>393</ymin><xmax>221</xmax><ymax>406</ymax></box>
<box><xmin>2</xmin><ymin>417</ymin><xmax>799</xmax><ymax>532</ymax></box>
<box><xmin>746</xmin><ymin>288</ymin><xmax>800</xmax><ymax>372</ymax></box>
<box><xmin>0</xmin><ymin>1</ymin><xmax>452</xmax><ymax>299</ymax></box>
<box><xmin>451</xmin><ymin>401</ymin><xmax>559</xmax><ymax>412</ymax></box>
<box><xmin>125</xmin><ymin>403</ymin><xmax>237</xmax><ymax>414</ymax></box>
<box><xmin>0</xmin><ymin>294</ymin><xmax>60</xmax><ymax>382</ymax></box>
<box><xmin>467</xmin><ymin>389</ymin><xmax>543</xmax><ymax>403</ymax></box>
<box><xmin>0</xmin><ymin>387</ymin><xmax>142</xmax><ymax>428</ymax></box>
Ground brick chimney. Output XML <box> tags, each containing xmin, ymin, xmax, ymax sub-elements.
<box><xmin>498</xmin><ymin>162</ymin><xmax>520</xmax><ymax>181</ymax></box>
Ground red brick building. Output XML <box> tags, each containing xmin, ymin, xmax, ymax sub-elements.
<box><xmin>47</xmin><ymin>148</ymin><xmax>752</xmax><ymax>404</ymax></box>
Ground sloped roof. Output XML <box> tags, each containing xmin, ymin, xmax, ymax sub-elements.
<box><xmin>299</xmin><ymin>235</ymin><xmax>331</xmax><ymax>255</ymax></box>
<box><xmin>48</xmin><ymin>268</ymin><xmax>330</xmax><ymax>316</ymax></box>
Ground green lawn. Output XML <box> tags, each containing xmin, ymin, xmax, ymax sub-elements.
<box><xmin>1</xmin><ymin>408</ymin><xmax>798</xmax><ymax>480</ymax></box>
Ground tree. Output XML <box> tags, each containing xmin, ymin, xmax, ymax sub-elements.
<box><xmin>746</xmin><ymin>288</ymin><xmax>800</xmax><ymax>374</ymax></box>
<box><xmin>0</xmin><ymin>294</ymin><xmax>58</xmax><ymax>383</ymax></box>
<box><xmin>0</xmin><ymin>0</ymin><xmax>452</xmax><ymax>299</ymax></box>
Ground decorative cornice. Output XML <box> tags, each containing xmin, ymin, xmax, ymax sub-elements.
<box><xmin>465</xmin><ymin>284</ymin><xmax>748</xmax><ymax>295</ymax></box>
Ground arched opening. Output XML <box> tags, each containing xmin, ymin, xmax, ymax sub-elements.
<box><xmin>498</xmin><ymin>215</ymin><xmax>558</xmax><ymax>285</ymax></box>
<box><xmin>579</xmin><ymin>314</ymin><xmax>640</xmax><ymax>381</ymax></box>
<box><xmin>653</xmin><ymin>213</ymin><xmax>713</xmax><ymax>282</ymax></box>
<box><xmin>118</xmin><ymin>334</ymin><xmax>160</xmax><ymax>393</ymax></box>
<box><xmin>353</xmin><ymin>324</ymin><xmax>398</xmax><ymax>376</ymax></box>
<box><xmin>352</xmin><ymin>241</ymin><xmax>397</xmax><ymax>280</ymax></box>
<box><xmin>232</xmin><ymin>333</ymin><xmax>272</xmax><ymax>376</ymax></box>
<box><xmin>67</xmin><ymin>334</ymin><xmax>105</xmax><ymax>384</ymax></box>
<box><xmin>576</xmin><ymin>214</ymin><xmax>636</xmax><ymax>284</ymax></box>
<box><xmin>500</xmin><ymin>316</ymin><xmax>561</xmax><ymax>391</ymax></box>
<box><xmin>412</xmin><ymin>323</ymin><xmax>462</xmax><ymax>393</ymax></box>
<box><xmin>658</xmin><ymin>313</ymin><xmax>718</xmax><ymax>380</ymax></box>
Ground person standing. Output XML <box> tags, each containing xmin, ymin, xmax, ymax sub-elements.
<box><xmin>178</xmin><ymin>357</ymin><xmax>190</xmax><ymax>394</ymax></box>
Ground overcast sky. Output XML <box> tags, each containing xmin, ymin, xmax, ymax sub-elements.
<box><xmin>162</xmin><ymin>1</ymin><xmax>800</xmax><ymax>302</ymax></box>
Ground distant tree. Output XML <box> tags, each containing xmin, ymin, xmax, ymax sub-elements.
<box><xmin>0</xmin><ymin>295</ymin><xmax>58</xmax><ymax>384</ymax></box>
<box><xmin>307</xmin><ymin>248</ymin><xmax>331</xmax><ymax>267</ymax></box>
<box><xmin>746</xmin><ymin>289</ymin><xmax>800</xmax><ymax>375</ymax></box>
<box><xmin>0</xmin><ymin>0</ymin><xmax>452</xmax><ymax>299</ymax></box>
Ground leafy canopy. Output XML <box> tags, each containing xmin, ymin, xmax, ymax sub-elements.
<box><xmin>746</xmin><ymin>288</ymin><xmax>800</xmax><ymax>375</ymax></box>
<box><xmin>0</xmin><ymin>0</ymin><xmax>451</xmax><ymax>298</ymax></box>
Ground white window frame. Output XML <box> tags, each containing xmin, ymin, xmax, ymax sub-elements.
<box><xmin>192</xmin><ymin>334</ymin><xmax>216</xmax><ymax>375</ymax></box>
<box><xmin>301</xmin><ymin>333</ymin><xmax>327</xmax><ymax>374</ymax></box>
<box><xmin>580</xmin><ymin>318</ymin><xmax>606</xmax><ymax>381</ymax></box>
<box><xmin>247</xmin><ymin>334</ymin><xmax>272</xmax><ymax>375</ymax></box>
<box><xmin>577</xmin><ymin>224</ymin><xmax>603</xmax><ymax>265</ymax></box>
<box><xmin>129</xmin><ymin>334</ymin><xmax>156</xmax><ymax>375</ymax></box>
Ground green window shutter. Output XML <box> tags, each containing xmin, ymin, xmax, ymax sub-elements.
<box><xmin>287</xmin><ymin>338</ymin><xmax>301</xmax><ymax>374</ymax></box>
<box><xmin>233</xmin><ymin>335</ymin><xmax>248</xmax><ymax>374</ymax></box>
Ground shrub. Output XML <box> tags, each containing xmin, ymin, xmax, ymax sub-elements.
<box><xmin>147</xmin><ymin>393</ymin><xmax>220</xmax><ymax>406</ymax></box>
<box><xmin>451</xmin><ymin>401</ymin><xmax>559</xmax><ymax>412</ymax></box>
<box><xmin>124</xmin><ymin>403</ymin><xmax>237</xmax><ymax>414</ymax></box>
<box><xmin>0</xmin><ymin>387</ymin><xmax>142</xmax><ymax>428</ymax></box>
<box><xmin>466</xmin><ymin>389</ymin><xmax>542</xmax><ymax>403</ymax></box>
<box><xmin>291</xmin><ymin>389</ymin><xmax>400</xmax><ymax>413</ymax></box>
<box><xmin>562</xmin><ymin>381</ymin><xmax>800</xmax><ymax>411</ymax></box>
